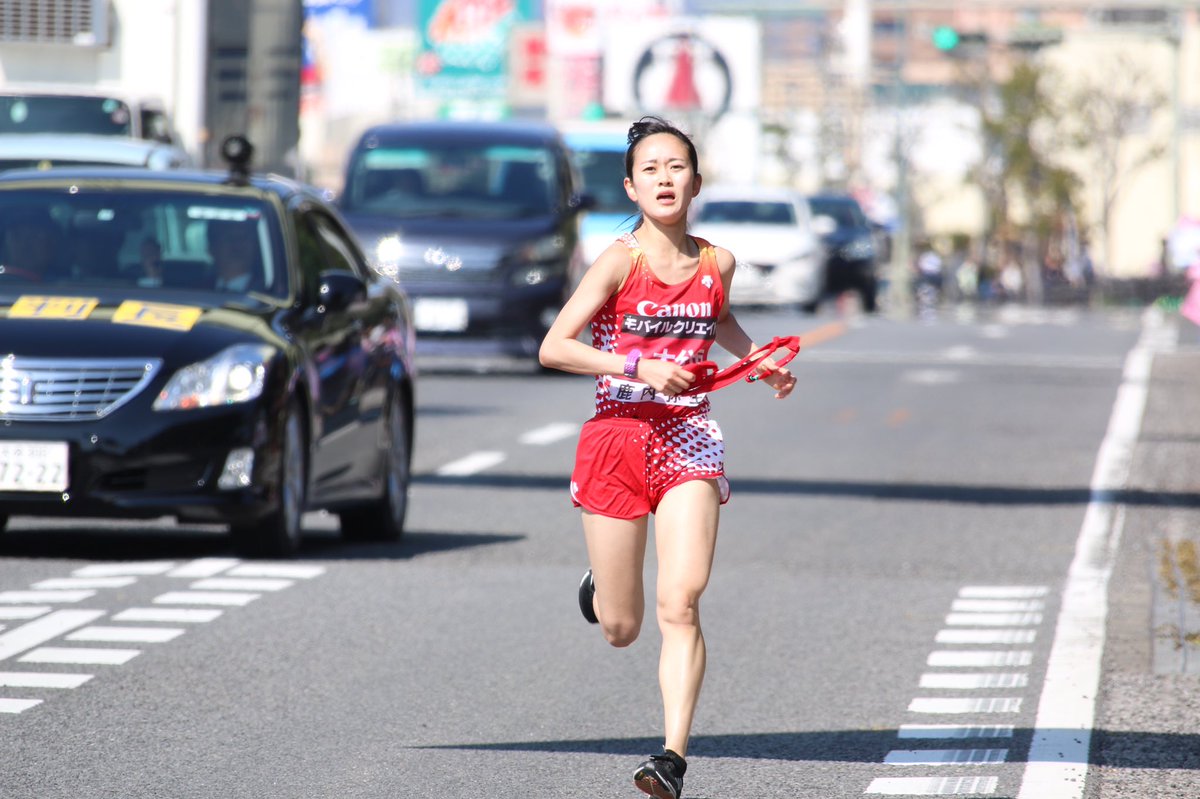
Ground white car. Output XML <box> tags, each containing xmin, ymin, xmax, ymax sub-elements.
<box><xmin>691</xmin><ymin>185</ymin><xmax>824</xmax><ymax>311</ymax></box>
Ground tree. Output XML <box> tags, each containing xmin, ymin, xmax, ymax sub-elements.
<box><xmin>1056</xmin><ymin>52</ymin><xmax>1168</xmax><ymax>276</ymax></box>
<box><xmin>970</xmin><ymin>60</ymin><xmax>1080</xmax><ymax>301</ymax></box>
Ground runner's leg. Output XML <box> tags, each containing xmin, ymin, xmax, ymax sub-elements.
<box><xmin>653</xmin><ymin>478</ymin><xmax>720</xmax><ymax>757</ymax></box>
<box><xmin>583</xmin><ymin>510</ymin><xmax>649</xmax><ymax>647</ymax></box>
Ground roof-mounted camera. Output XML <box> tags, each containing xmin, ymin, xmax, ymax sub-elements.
<box><xmin>221</xmin><ymin>135</ymin><xmax>254</xmax><ymax>185</ymax></box>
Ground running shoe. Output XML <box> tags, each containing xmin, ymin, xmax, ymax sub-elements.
<box><xmin>578</xmin><ymin>569</ymin><xmax>598</xmax><ymax>624</ymax></box>
<box><xmin>633</xmin><ymin>749</ymin><xmax>686</xmax><ymax>799</ymax></box>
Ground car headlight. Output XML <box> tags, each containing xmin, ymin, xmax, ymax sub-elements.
<box><xmin>511</xmin><ymin>235</ymin><xmax>567</xmax><ymax>286</ymax></box>
<box><xmin>153</xmin><ymin>343</ymin><xmax>275</xmax><ymax>411</ymax></box>
<box><xmin>841</xmin><ymin>236</ymin><xmax>874</xmax><ymax>260</ymax></box>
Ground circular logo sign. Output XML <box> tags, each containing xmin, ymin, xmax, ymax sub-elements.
<box><xmin>633</xmin><ymin>32</ymin><xmax>732</xmax><ymax>119</ymax></box>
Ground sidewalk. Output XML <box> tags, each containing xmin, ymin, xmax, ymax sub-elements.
<box><xmin>1094</xmin><ymin>311</ymin><xmax>1200</xmax><ymax>796</ymax></box>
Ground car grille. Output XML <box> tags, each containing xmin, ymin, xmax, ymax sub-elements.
<box><xmin>0</xmin><ymin>357</ymin><xmax>162</xmax><ymax>422</ymax></box>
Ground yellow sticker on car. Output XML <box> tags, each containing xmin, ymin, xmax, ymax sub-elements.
<box><xmin>112</xmin><ymin>301</ymin><xmax>204</xmax><ymax>332</ymax></box>
<box><xmin>9</xmin><ymin>296</ymin><xmax>99</xmax><ymax>320</ymax></box>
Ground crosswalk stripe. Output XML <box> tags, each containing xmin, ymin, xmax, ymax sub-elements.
<box><xmin>32</xmin><ymin>577</ymin><xmax>138</xmax><ymax>590</ymax></box>
<box><xmin>72</xmin><ymin>562</ymin><xmax>176</xmax><ymax>577</ymax></box>
<box><xmin>190</xmin><ymin>577</ymin><xmax>293</xmax><ymax>592</ymax></box>
<box><xmin>20</xmin><ymin>647</ymin><xmax>140</xmax><ymax>665</ymax></box>
<box><xmin>0</xmin><ymin>672</ymin><xmax>92</xmax><ymax>688</ymax></box>
<box><xmin>113</xmin><ymin>608</ymin><xmax>223</xmax><ymax>623</ymax></box>
<box><xmin>67</xmin><ymin>626</ymin><xmax>185</xmax><ymax>643</ymax></box>
<box><xmin>0</xmin><ymin>698</ymin><xmax>42</xmax><ymax>714</ymax></box>
<box><xmin>152</xmin><ymin>591</ymin><xmax>259</xmax><ymax>606</ymax></box>
<box><xmin>167</xmin><ymin>558</ymin><xmax>240</xmax><ymax>578</ymax></box>
<box><xmin>884</xmin><ymin>749</ymin><xmax>1008</xmax><ymax>765</ymax></box>
<box><xmin>866</xmin><ymin>776</ymin><xmax>998</xmax><ymax>795</ymax></box>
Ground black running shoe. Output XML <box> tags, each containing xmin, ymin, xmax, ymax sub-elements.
<box><xmin>633</xmin><ymin>749</ymin><xmax>686</xmax><ymax>799</ymax></box>
<box><xmin>578</xmin><ymin>569</ymin><xmax>598</xmax><ymax>624</ymax></box>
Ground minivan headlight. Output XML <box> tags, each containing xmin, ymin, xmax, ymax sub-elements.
<box><xmin>517</xmin><ymin>234</ymin><xmax>566</xmax><ymax>263</ymax></box>
<box><xmin>153</xmin><ymin>343</ymin><xmax>274</xmax><ymax>410</ymax></box>
<box><xmin>841</xmin><ymin>236</ymin><xmax>874</xmax><ymax>260</ymax></box>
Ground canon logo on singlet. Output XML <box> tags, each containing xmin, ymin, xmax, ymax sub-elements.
<box><xmin>636</xmin><ymin>300</ymin><xmax>713</xmax><ymax>318</ymax></box>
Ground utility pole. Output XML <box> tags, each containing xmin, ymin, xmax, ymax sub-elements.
<box><xmin>888</xmin><ymin>0</ymin><xmax>912</xmax><ymax>312</ymax></box>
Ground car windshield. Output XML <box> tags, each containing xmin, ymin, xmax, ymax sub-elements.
<box><xmin>808</xmin><ymin>198</ymin><xmax>868</xmax><ymax>229</ymax></box>
<box><xmin>696</xmin><ymin>200</ymin><xmax>796</xmax><ymax>225</ymax></box>
<box><xmin>0</xmin><ymin>188</ymin><xmax>286</xmax><ymax>298</ymax></box>
<box><xmin>0</xmin><ymin>95</ymin><xmax>134</xmax><ymax>137</ymax></box>
<box><xmin>341</xmin><ymin>143</ymin><xmax>558</xmax><ymax>219</ymax></box>
<box><xmin>570</xmin><ymin>148</ymin><xmax>636</xmax><ymax>215</ymax></box>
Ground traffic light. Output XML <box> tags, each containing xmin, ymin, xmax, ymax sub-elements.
<box><xmin>932</xmin><ymin>26</ymin><xmax>960</xmax><ymax>51</ymax></box>
<box><xmin>931</xmin><ymin>27</ymin><xmax>988</xmax><ymax>55</ymax></box>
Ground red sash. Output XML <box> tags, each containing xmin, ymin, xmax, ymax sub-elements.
<box><xmin>680</xmin><ymin>335</ymin><xmax>801</xmax><ymax>396</ymax></box>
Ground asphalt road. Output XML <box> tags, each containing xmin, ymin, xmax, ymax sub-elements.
<box><xmin>0</xmin><ymin>302</ymin><xmax>1192</xmax><ymax>799</ymax></box>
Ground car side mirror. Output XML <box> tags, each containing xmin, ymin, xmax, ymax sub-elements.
<box><xmin>318</xmin><ymin>270</ymin><xmax>366</xmax><ymax>312</ymax></box>
<box><xmin>570</xmin><ymin>192</ymin><xmax>597</xmax><ymax>214</ymax></box>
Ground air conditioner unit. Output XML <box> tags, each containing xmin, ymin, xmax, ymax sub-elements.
<box><xmin>0</xmin><ymin>0</ymin><xmax>110</xmax><ymax>47</ymax></box>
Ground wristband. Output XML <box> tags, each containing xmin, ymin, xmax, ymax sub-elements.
<box><xmin>623</xmin><ymin>349</ymin><xmax>642</xmax><ymax>379</ymax></box>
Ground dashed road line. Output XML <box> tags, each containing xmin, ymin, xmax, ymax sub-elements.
<box><xmin>32</xmin><ymin>577</ymin><xmax>138</xmax><ymax>590</ymax></box>
<box><xmin>934</xmin><ymin>630</ymin><xmax>1036</xmax><ymax>645</ymax></box>
<box><xmin>436</xmin><ymin>450</ymin><xmax>506</xmax><ymax>476</ymax></box>
<box><xmin>167</xmin><ymin>558</ymin><xmax>241</xmax><ymax>578</ymax></box>
<box><xmin>927</xmin><ymin>650</ymin><xmax>1034</xmax><ymax>668</ymax></box>
<box><xmin>0</xmin><ymin>610</ymin><xmax>105</xmax><ymax>660</ymax></box>
<box><xmin>908</xmin><ymin>697</ymin><xmax>1023</xmax><ymax>714</ymax></box>
<box><xmin>945</xmin><ymin>612</ymin><xmax>1043</xmax><ymax>627</ymax></box>
<box><xmin>884</xmin><ymin>749</ymin><xmax>1008</xmax><ymax>766</ymax></box>
<box><xmin>0</xmin><ymin>672</ymin><xmax>92</xmax><ymax>688</ymax></box>
<box><xmin>113</xmin><ymin>608</ymin><xmax>223</xmax><ymax>623</ymax></box>
<box><xmin>518</xmin><ymin>422</ymin><xmax>578</xmax><ymax>446</ymax></box>
<box><xmin>0</xmin><ymin>590</ymin><xmax>96</xmax><ymax>604</ymax></box>
<box><xmin>191</xmin><ymin>577</ymin><xmax>294</xmax><ymax>592</ymax></box>
<box><xmin>866</xmin><ymin>776</ymin><xmax>999</xmax><ymax>796</ymax></box>
<box><xmin>898</xmin><ymin>725</ymin><xmax>1014</xmax><ymax>740</ymax></box>
<box><xmin>918</xmin><ymin>673</ymin><xmax>1029</xmax><ymax>690</ymax></box>
<box><xmin>153</xmin><ymin>591</ymin><xmax>260</xmax><ymax>606</ymax></box>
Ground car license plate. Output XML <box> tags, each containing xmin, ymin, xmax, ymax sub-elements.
<box><xmin>413</xmin><ymin>298</ymin><xmax>468</xmax><ymax>332</ymax></box>
<box><xmin>0</xmin><ymin>441</ymin><xmax>69</xmax><ymax>492</ymax></box>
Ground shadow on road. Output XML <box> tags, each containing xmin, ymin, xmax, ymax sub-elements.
<box><xmin>416</xmin><ymin>472</ymin><xmax>1200</xmax><ymax>509</ymax></box>
<box><xmin>419</xmin><ymin>727</ymin><xmax>1200</xmax><ymax>770</ymax></box>
<box><xmin>0</xmin><ymin>523</ymin><xmax>521</xmax><ymax>562</ymax></box>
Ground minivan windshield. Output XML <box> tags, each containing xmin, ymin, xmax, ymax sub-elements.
<box><xmin>0</xmin><ymin>94</ymin><xmax>134</xmax><ymax>137</ymax></box>
<box><xmin>341</xmin><ymin>143</ymin><xmax>558</xmax><ymax>220</ymax></box>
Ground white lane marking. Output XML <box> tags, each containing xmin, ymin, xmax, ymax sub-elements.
<box><xmin>0</xmin><ymin>607</ymin><xmax>50</xmax><ymax>620</ymax></box>
<box><xmin>944</xmin><ymin>345</ymin><xmax>977</xmax><ymax>361</ymax></box>
<box><xmin>960</xmin><ymin>586</ymin><xmax>1048</xmax><ymax>599</ymax></box>
<box><xmin>952</xmin><ymin>599</ymin><xmax>1045</xmax><ymax>612</ymax></box>
<box><xmin>0</xmin><ymin>590</ymin><xmax>96</xmax><ymax>604</ymax></box>
<box><xmin>152</xmin><ymin>591</ymin><xmax>259</xmax><ymax>606</ymax></box>
<box><xmin>21</xmin><ymin>647</ymin><xmax>140</xmax><ymax>665</ymax></box>
<box><xmin>0</xmin><ymin>610</ymin><xmax>104</xmax><ymax>661</ymax></box>
<box><xmin>228</xmin><ymin>564</ymin><xmax>325</xmax><ymax>580</ymax></box>
<box><xmin>1017</xmin><ymin>321</ymin><xmax>1155</xmax><ymax>799</ymax></box>
<box><xmin>32</xmin><ymin>577</ymin><xmax>138</xmax><ymax>590</ymax></box>
<box><xmin>902</xmin><ymin>369</ymin><xmax>961</xmax><ymax>385</ymax></box>
<box><xmin>0</xmin><ymin>672</ymin><xmax>92</xmax><ymax>688</ymax></box>
<box><xmin>436</xmin><ymin>450</ymin><xmax>506</xmax><ymax>476</ymax></box>
<box><xmin>945</xmin><ymin>612</ymin><xmax>1043</xmax><ymax>626</ymax></box>
<box><xmin>885</xmin><ymin>749</ymin><xmax>1008</xmax><ymax>765</ymax></box>
<box><xmin>928</xmin><ymin>651</ymin><xmax>1033</xmax><ymax>668</ymax></box>
<box><xmin>898</xmin><ymin>725</ymin><xmax>1015</xmax><ymax>740</ymax></box>
<box><xmin>866</xmin><ymin>776</ymin><xmax>998</xmax><ymax>795</ymax></box>
<box><xmin>909</xmin><ymin>697</ymin><xmax>1023</xmax><ymax>714</ymax></box>
<box><xmin>113</xmin><ymin>608</ymin><xmax>223</xmax><ymax>623</ymax></box>
<box><xmin>67</xmin><ymin>626</ymin><xmax>185</xmax><ymax>643</ymax></box>
<box><xmin>167</xmin><ymin>558</ymin><xmax>240</xmax><ymax>578</ymax></box>
<box><xmin>936</xmin><ymin>629</ymin><xmax>1036</xmax><ymax>645</ymax></box>
<box><xmin>920</xmin><ymin>673</ymin><xmax>1029</xmax><ymax>690</ymax></box>
<box><xmin>73</xmin><ymin>562</ymin><xmax>176</xmax><ymax>577</ymax></box>
<box><xmin>190</xmin><ymin>577</ymin><xmax>294</xmax><ymax>592</ymax></box>
<box><xmin>518</xmin><ymin>422</ymin><xmax>578</xmax><ymax>446</ymax></box>
<box><xmin>0</xmin><ymin>698</ymin><xmax>42</xmax><ymax>714</ymax></box>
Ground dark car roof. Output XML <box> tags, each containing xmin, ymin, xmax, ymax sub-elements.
<box><xmin>352</xmin><ymin>119</ymin><xmax>566</xmax><ymax>150</ymax></box>
<box><xmin>0</xmin><ymin>164</ymin><xmax>325</xmax><ymax>205</ymax></box>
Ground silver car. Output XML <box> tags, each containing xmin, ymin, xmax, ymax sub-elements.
<box><xmin>690</xmin><ymin>184</ymin><xmax>824</xmax><ymax>311</ymax></box>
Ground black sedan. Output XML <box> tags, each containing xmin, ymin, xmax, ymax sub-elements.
<box><xmin>0</xmin><ymin>141</ymin><xmax>417</xmax><ymax>557</ymax></box>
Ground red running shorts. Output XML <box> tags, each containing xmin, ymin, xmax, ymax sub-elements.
<box><xmin>569</xmin><ymin>415</ymin><xmax>731</xmax><ymax>519</ymax></box>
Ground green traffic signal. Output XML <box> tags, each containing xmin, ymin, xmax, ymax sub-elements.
<box><xmin>932</xmin><ymin>25</ymin><xmax>960</xmax><ymax>51</ymax></box>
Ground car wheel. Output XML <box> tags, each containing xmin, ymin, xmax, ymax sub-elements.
<box><xmin>339</xmin><ymin>390</ymin><xmax>411</xmax><ymax>542</ymax></box>
<box><xmin>232</xmin><ymin>399</ymin><xmax>306</xmax><ymax>558</ymax></box>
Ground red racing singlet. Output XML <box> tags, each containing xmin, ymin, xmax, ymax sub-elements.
<box><xmin>590</xmin><ymin>233</ymin><xmax>725</xmax><ymax>420</ymax></box>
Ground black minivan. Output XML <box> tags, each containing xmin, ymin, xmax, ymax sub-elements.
<box><xmin>338</xmin><ymin>120</ymin><xmax>593</xmax><ymax>368</ymax></box>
